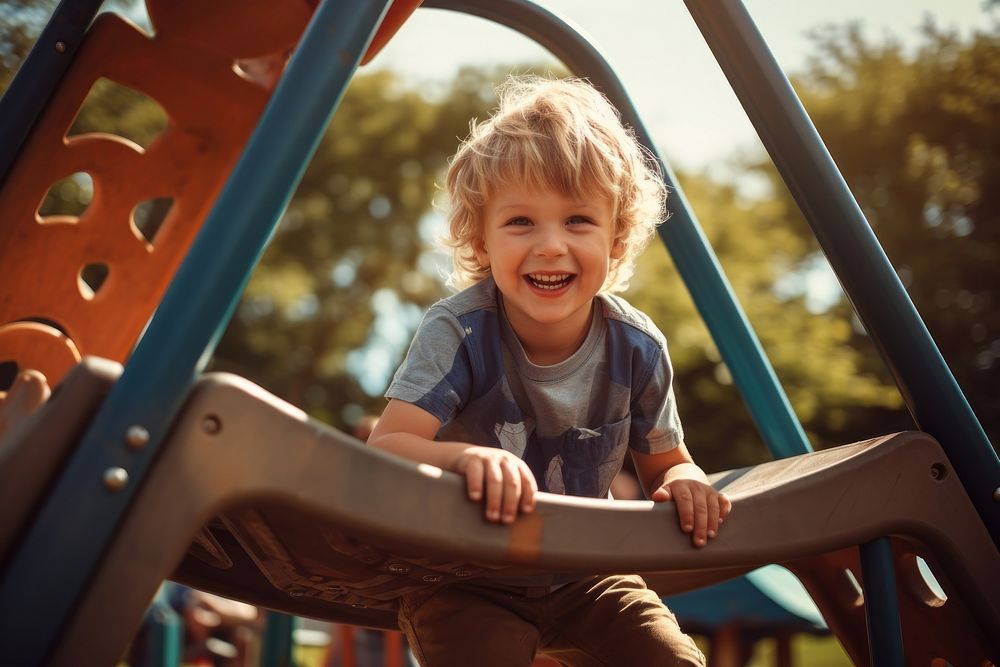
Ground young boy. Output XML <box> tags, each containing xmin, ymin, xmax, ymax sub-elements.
<box><xmin>369</xmin><ymin>76</ymin><xmax>730</xmax><ymax>666</ymax></box>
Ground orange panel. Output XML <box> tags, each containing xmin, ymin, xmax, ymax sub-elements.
<box><xmin>361</xmin><ymin>0</ymin><xmax>423</xmax><ymax>65</ymax></box>
<box><xmin>0</xmin><ymin>0</ymin><xmax>317</xmax><ymax>385</ymax></box>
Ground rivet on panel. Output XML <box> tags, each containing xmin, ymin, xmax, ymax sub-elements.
<box><xmin>125</xmin><ymin>425</ymin><xmax>150</xmax><ymax>449</ymax></box>
<box><xmin>202</xmin><ymin>415</ymin><xmax>222</xmax><ymax>435</ymax></box>
<box><xmin>103</xmin><ymin>467</ymin><xmax>129</xmax><ymax>491</ymax></box>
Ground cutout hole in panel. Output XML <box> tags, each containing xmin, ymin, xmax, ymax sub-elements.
<box><xmin>843</xmin><ymin>568</ymin><xmax>864</xmax><ymax>607</ymax></box>
<box><xmin>0</xmin><ymin>360</ymin><xmax>18</xmax><ymax>391</ymax></box>
<box><xmin>67</xmin><ymin>77</ymin><xmax>168</xmax><ymax>149</ymax></box>
<box><xmin>78</xmin><ymin>263</ymin><xmax>109</xmax><ymax>300</ymax></box>
<box><xmin>38</xmin><ymin>172</ymin><xmax>93</xmax><ymax>219</ymax></box>
<box><xmin>900</xmin><ymin>554</ymin><xmax>948</xmax><ymax>608</ymax></box>
<box><xmin>131</xmin><ymin>196</ymin><xmax>174</xmax><ymax>246</ymax></box>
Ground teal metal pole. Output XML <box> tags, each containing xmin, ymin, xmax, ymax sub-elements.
<box><xmin>0</xmin><ymin>0</ymin><xmax>104</xmax><ymax>186</ymax></box>
<box><xmin>262</xmin><ymin>612</ymin><xmax>299</xmax><ymax>667</ymax></box>
<box><xmin>140</xmin><ymin>587</ymin><xmax>182</xmax><ymax>667</ymax></box>
<box><xmin>0</xmin><ymin>0</ymin><xmax>393</xmax><ymax>662</ymax></box>
<box><xmin>860</xmin><ymin>539</ymin><xmax>905</xmax><ymax>666</ymax></box>
<box><xmin>682</xmin><ymin>0</ymin><xmax>999</xmax><ymax>545</ymax></box>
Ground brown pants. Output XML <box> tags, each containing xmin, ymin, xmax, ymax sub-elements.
<box><xmin>397</xmin><ymin>574</ymin><xmax>705</xmax><ymax>666</ymax></box>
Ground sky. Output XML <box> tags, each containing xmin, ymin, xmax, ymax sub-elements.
<box><xmin>369</xmin><ymin>0</ymin><xmax>994</xmax><ymax>180</ymax></box>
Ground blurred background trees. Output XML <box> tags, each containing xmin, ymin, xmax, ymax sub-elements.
<box><xmin>1</xmin><ymin>4</ymin><xmax>996</xmax><ymax>472</ymax></box>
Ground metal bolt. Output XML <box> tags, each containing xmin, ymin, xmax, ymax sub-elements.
<box><xmin>125</xmin><ymin>425</ymin><xmax>149</xmax><ymax>449</ymax></box>
<box><xmin>54</xmin><ymin>41</ymin><xmax>66</xmax><ymax>53</ymax></box>
<box><xmin>993</xmin><ymin>487</ymin><xmax>1000</xmax><ymax>503</ymax></box>
<box><xmin>103</xmin><ymin>467</ymin><xmax>129</xmax><ymax>491</ymax></box>
<box><xmin>202</xmin><ymin>415</ymin><xmax>222</xmax><ymax>435</ymax></box>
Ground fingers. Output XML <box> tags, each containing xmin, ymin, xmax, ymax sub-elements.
<box><xmin>463</xmin><ymin>457</ymin><xmax>484</xmax><ymax>503</ymax></box>
<box><xmin>706</xmin><ymin>492</ymin><xmax>720</xmax><ymax>539</ymax></box>
<box><xmin>497</xmin><ymin>457</ymin><xmax>522</xmax><ymax>524</ymax></box>
<box><xmin>719</xmin><ymin>492</ymin><xmax>732</xmax><ymax>523</ymax></box>
<box><xmin>482</xmin><ymin>456</ymin><xmax>507</xmax><ymax>523</ymax></box>
<box><xmin>673</xmin><ymin>485</ymin><xmax>695</xmax><ymax>536</ymax></box>
<box><xmin>650</xmin><ymin>485</ymin><xmax>671</xmax><ymax>503</ymax></box>
<box><xmin>464</xmin><ymin>451</ymin><xmax>537</xmax><ymax>525</ymax></box>
<box><xmin>519</xmin><ymin>464</ymin><xmax>538</xmax><ymax>514</ymax></box>
<box><xmin>666</xmin><ymin>482</ymin><xmax>732</xmax><ymax>548</ymax></box>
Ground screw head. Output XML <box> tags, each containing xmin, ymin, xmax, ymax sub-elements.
<box><xmin>103</xmin><ymin>467</ymin><xmax>129</xmax><ymax>491</ymax></box>
<box><xmin>125</xmin><ymin>425</ymin><xmax>150</xmax><ymax>449</ymax></box>
<box><xmin>202</xmin><ymin>415</ymin><xmax>222</xmax><ymax>435</ymax></box>
<box><xmin>54</xmin><ymin>41</ymin><xmax>66</xmax><ymax>53</ymax></box>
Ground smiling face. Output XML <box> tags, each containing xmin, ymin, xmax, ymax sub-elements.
<box><xmin>475</xmin><ymin>183</ymin><xmax>620</xmax><ymax>362</ymax></box>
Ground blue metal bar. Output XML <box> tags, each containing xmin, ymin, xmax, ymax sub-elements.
<box><xmin>261</xmin><ymin>612</ymin><xmax>299</xmax><ymax>667</ymax></box>
<box><xmin>0</xmin><ymin>0</ymin><xmax>103</xmax><ymax>187</ymax></box>
<box><xmin>424</xmin><ymin>0</ymin><xmax>813</xmax><ymax>462</ymax></box>
<box><xmin>0</xmin><ymin>0</ymin><xmax>393</xmax><ymax>662</ymax></box>
<box><xmin>860</xmin><ymin>539</ymin><xmax>906</xmax><ymax>666</ymax></box>
<box><xmin>681</xmin><ymin>0</ymin><xmax>999</xmax><ymax>546</ymax></box>
<box><xmin>138</xmin><ymin>586</ymin><xmax>181</xmax><ymax>667</ymax></box>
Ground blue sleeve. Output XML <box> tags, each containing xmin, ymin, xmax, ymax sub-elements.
<box><xmin>629</xmin><ymin>345</ymin><xmax>684</xmax><ymax>454</ymax></box>
<box><xmin>384</xmin><ymin>305</ymin><xmax>473</xmax><ymax>424</ymax></box>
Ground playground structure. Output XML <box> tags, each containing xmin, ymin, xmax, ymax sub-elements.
<box><xmin>0</xmin><ymin>0</ymin><xmax>998</xmax><ymax>665</ymax></box>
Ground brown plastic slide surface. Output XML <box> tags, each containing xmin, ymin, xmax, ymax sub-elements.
<box><xmin>3</xmin><ymin>370</ymin><xmax>986</xmax><ymax>666</ymax></box>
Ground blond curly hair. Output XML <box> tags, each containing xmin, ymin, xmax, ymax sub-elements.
<box><xmin>442</xmin><ymin>75</ymin><xmax>666</xmax><ymax>293</ymax></box>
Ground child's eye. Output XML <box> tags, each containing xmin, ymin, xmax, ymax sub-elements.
<box><xmin>505</xmin><ymin>216</ymin><xmax>532</xmax><ymax>226</ymax></box>
<box><xmin>567</xmin><ymin>215</ymin><xmax>592</xmax><ymax>225</ymax></box>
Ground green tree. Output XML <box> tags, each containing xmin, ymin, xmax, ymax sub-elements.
<box><xmin>211</xmin><ymin>68</ymin><xmax>506</xmax><ymax>427</ymax></box>
<box><xmin>628</xmin><ymin>175</ymin><xmax>903</xmax><ymax>470</ymax></box>
<box><xmin>762</xmin><ymin>21</ymin><xmax>1000</xmax><ymax>447</ymax></box>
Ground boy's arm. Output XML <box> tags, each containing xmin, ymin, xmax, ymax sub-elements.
<box><xmin>368</xmin><ymin>399</ymin><xmax>537</xmax><ymax>524</ymax></box>
<box><xmin>631</xmin><ymin>443</ymin><xmax>732</xmax><ymax>548</ymax></box>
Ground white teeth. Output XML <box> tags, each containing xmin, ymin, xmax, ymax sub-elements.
<box><xmin>526</xmin><ymin>273</ymin><xmax>573</xmax><ymax>290</ymax></box>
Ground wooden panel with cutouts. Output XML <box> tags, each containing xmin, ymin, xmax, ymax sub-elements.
<box><xmin>0</xmin><ymin>0</ymin><xmax>317</xmax><ymax>388</ymax></box>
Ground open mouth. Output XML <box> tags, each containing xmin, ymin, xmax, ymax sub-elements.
<box><xmin>525</xmin><ymin>273</ymin><xmax>576</xmax><ymax>290</ymax></box>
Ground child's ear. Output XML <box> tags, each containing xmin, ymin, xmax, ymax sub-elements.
<box><xmin>473</xmin><ymin>237</ymin><xmax>490</xmax><ymax>269</ymax></box>
<box><xmin>611</xmin><ymin>238</ymin><xmax>626</xmax><ymax>261</ymax></box>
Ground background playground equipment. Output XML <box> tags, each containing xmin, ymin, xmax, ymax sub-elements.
<box><xmin>0</xmin><ymin>0</ymin><xmax>998</xmax><ymax>665</ymax></box>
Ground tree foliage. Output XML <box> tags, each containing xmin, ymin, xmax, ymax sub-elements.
<box><xmin>770</xmin><ymin>21</ymin><xmax>1000</xmax><ymax>447</ymax></box>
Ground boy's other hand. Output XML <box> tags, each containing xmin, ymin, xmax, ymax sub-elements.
<box><xmin>650</xmin><ymin>467</ymin><xmax>731</xmax><ymax>548</ymax></box>
<box><xmin>453</xmin><ymin>446</ymin><xmax>538</xmax><ymax>524</ymax></box>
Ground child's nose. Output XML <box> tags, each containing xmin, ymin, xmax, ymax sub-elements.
<box><xmin>534</xmin><ymin>228</ymin><xmax>567</xmax><ymax>257</ymax></box>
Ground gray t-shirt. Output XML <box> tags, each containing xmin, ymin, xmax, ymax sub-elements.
<box><xmin>386</xmin><ymin>277</ymin><xmax>683</xmax><ymax>498</ymax></box>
